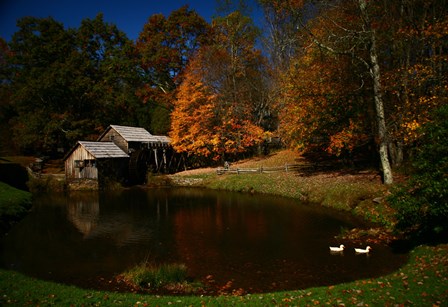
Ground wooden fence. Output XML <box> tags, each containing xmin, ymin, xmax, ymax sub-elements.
<box><xmin>216</xmin><ymin>163</ymin><xmax>304</xmax><ymax>175</ymax></box>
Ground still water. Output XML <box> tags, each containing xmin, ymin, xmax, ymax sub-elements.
<box><xmin>1</xmin><ymin>187</ymin><xmax>407</xmax><ymax>293</ymax></box>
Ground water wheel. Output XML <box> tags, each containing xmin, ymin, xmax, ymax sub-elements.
<box><xmin>128</xmin><ymin>149</ymin><xmax>150</xmax><ymax>184</ymax></box>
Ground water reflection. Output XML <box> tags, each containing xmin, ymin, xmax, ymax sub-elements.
<box><xmin>67</xmin><ymin>193</ymin><xmax>155</xmax><ymax>246</ymax></box>
<box><xmin>67</xmin><ymin>193</ymin><xmax>100</xmax><ymax>238</ymax></box>
<box><xmin>0</xmin><ymin>188</ymin><xmax>407</xmax><ymax>293</ymax></box>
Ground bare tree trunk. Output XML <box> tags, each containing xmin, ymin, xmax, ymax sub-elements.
<box><xmin>359</xmin><ymin>0</ymin><xmax>393</xmax><ymax>184</ymax></box>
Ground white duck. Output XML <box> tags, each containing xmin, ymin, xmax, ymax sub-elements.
<box><xmin>329</xmin><ymin>244</ymin><xmax>345</xmax><ymax>252</ymax></box>
<box><xmin>354</xmin><ymin>246</ymin><xmax>372</xmax><ymax>254</ymax></box>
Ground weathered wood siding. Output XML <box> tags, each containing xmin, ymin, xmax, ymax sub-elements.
<box><xmin>65</xmin><ymin>145</ymin><xmax>98</xmax><ymax>179</ymax></box>
<box><xmin>99</xmin><ymin>129</ymin><xmax>129</xmax><ymax>153</ymax></box>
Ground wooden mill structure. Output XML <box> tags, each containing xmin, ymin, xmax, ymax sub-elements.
<box><xmin>97</xmin><ymin>125</ymin><xmax>177</xmax><ymax>184</ymax></box>
<box><xmin>64</xmin><ymin>141</ymin><xmax>130</xmax><ymax>186</ymax></box>
<box><xmin>65</xmin><ymin>125</ymin><xmax>183</xmax><ymax>186</ymax></box>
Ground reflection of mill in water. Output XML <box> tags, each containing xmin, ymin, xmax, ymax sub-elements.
<box><xmin>66</xmin><ymin>195</ymin><xmax>100</xmax><ymax>237</ymax></box>
<box><xmin>66</xmin><ymin>194</ymin><xmax>158</xmax><ymax>247</ymax></box>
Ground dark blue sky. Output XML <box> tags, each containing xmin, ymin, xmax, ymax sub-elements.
<box><xmin>0</xmin><ymin>0</ymin><xmax>262</xmax><ymax>42</ymax></box>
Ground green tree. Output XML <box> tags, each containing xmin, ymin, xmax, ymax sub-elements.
<box><xmin>75</xmin><ymin>14</ymin><xmax>143</xmax><ymax>130</ymax></box>
<box><xmin>389</xmin><ymin>105</ymin><xmax>448</xmax><ymax>241</ymax></box>
<box><xmin>0</xmin><ymin>38</ymin><xmax>17</xmax><ymax>154</ymax></box>
<box><xmin>8</xmin><ymin>17</ymin><xmax>78</xmax><ymax>154</ymax></box>
<box><xmin>0</xmin><ymin>37</ymin><xmax>14</xmax><ymax>124</ymax></box>
<box><xmin>7</xmin><ymin>15</ymin><xmax>143</xmax><ymax>155</ymax></box>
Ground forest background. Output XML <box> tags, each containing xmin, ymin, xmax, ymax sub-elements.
<box><xmin>0</xmin><ymin>0</ymin><xmax>447</xmax><ymax>184</ymax></box>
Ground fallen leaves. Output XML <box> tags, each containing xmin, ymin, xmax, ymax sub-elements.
<box><xmin>338</xmin><ymin>227</ymin><xmax>400</xmax><ymax>245</ymax></box>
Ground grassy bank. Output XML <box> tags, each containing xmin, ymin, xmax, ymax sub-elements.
<box><xmin>1</xmin><ymin>244</ymin><xmax>447</xmax><ymax>306</ymax></box>
<box><xmin>170</xmin><ymin>150</ymin><xmax>394</xmax><ymax>227</ymax></box>
<box><xmin>0</xmin><ymin>181</ymin><xmax>32</xmax><ymax>233</ymax></box>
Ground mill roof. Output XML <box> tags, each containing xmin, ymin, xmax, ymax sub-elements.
<box><xmin>99</xmin><ymin>125</ymin><xmax>170</xmax><ymax>144</ymax></box>
<box><xmin>65</xmin><ymin>141</ymin><xmax>129</xmax><ymax>160</ymax></box>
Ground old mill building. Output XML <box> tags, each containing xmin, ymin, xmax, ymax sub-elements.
<box><xmin>64</xmin><ymin>125</ymin><xmax>183</xmax><ymax>187</ymax></box>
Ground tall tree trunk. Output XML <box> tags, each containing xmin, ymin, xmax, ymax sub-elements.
<box><xmin>359</xmin><ymin>0</ymin><xmax>394</xmax><ymax>184</ymax></box>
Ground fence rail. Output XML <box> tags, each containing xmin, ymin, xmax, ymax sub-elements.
<box><xmin>216</xmin><ymin>163</ymin><xmax>305</xmax><ymax>175</ymax></box>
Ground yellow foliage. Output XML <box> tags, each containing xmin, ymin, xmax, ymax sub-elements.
<box><xmin>401</xmin><ymin>120</ymin><xmax>423</xmax><ymax>144</ymax></box>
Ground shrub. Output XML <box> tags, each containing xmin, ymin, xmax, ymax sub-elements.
<box><xmin>27</xmin><ymin>175</ymin><xmax>66</xmax><ymax>192</ymax></box>
<box><xmin>122</xmin><ymin>262</ymin><xmax>188</xmax><ymax>289</ymax></box>
<box><xmin>389</xmin><ymin>105</ymin><xmax>448</xmax><ymax>240</ymax></box>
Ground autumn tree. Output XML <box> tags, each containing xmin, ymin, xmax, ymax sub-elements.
<box><xmin>274</xmin><ymin>0</ymin><xmax>447</xmax><ymax>184</ymax></box>
<box><xmin>271</xmin><ymin>1</ymin><xmax>396</xmax><ymax>182</ymax></box>
<box><xmin>275</xmin><ymin>2</ymin><xmax>372</xmax><ymax>160</ymax></box>
<box><xmin>358</xmin><ymin>0</ymin><xmax>394</xmax><ymax>184</ymax></box>
<box><xmin>170</xmin><ymin>11</ymin><xmax>270</xmax><ymax>163</ymax></box>
<box><xmin>381</xmin><ymin>0</ymin><xmax>448</xmax><ymax>166</ymax></box>
<box><xmin>277</xmin><ymin>32</ymin><xmax>371</xmax><ymax>159</ymax></box>
<box><xmin>136</xmin><ymin>6</ymin><xmax>210</xmax><ymax>134</ymax></box>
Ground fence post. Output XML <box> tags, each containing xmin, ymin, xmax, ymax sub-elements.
<box><xmin>285</xmin><ymin>163</ymin><xmax>288</xmax><ymax>172</ymax></box>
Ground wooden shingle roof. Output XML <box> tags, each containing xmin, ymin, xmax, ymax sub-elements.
<box><xmin>150</xmin><ymin>135</ymin><xmax>171</xmax><ymax>143</ymax></box>
<box><xmin>99</xmin><ymin>125</ymin><xmax>170</xmax><ymax>144</ymax></box>
<box><xmin>77</xmin><ymin>141</ymin><xmax>129</xmax><ymax>158</ymax></box>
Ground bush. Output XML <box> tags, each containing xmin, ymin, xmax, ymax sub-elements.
<box><xmin>389</xmin><ymin>105</ymin><xmax>448</xmax><ymax>240</ymax></box>
<box><xmin>27</xmin><ymin>175</ymin><xmax>66</xmax><ymax>192</ymax></box>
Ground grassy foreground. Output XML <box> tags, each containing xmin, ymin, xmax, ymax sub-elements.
<box><xmin>1</xmin><ymin>244</ymin><xmax>447</xmax><ymax>306</ymax></box>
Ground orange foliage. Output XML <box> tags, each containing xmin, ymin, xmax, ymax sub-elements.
<box><xmin>277</xmin><ymin>39</ymin><xmax>368</xmax><ymax>155</ymax></box>
<box><xmin>384</xmin><ymin>16</ymin><xmax>448</xmax><ymax>145</ymax></box>
<box><xmin>170</xmin><ymin>47</ymin><xmax>265</xmax><ymax>161</ymax></box>
<box><xmin>274</xmin><ymin>2</ymin><xmax>374</xmax><ymax>157</ymax></box>
<box><xmin>170</xmin><ymin>12</ymin><xmax>268</xmax><ymax>161</ymax></box>
<box><xmin>278</xmin><ymin>0</ymin><xmax>448</xmax><ymax>160</ymax></box>
<box><xmin>327</xmin><ymin>120</ymin><xmax>369</xmax><ymax>157</ymax></box>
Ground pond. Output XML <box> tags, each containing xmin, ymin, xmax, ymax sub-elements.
<box><xmin>0</xmin><ymin>187</ymin><xmax>407</xmax><ymax>294</ymax></box>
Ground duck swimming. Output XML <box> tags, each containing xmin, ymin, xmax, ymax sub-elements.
<box><xmin>354</xmin><ymin>246</ymin><xmax>372</xmax><ymax>253</ymax></box>
<box><xmin>329</xmin><ymin>244</ymin><xmax>345</xmax><ymax>252</ymax></box>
